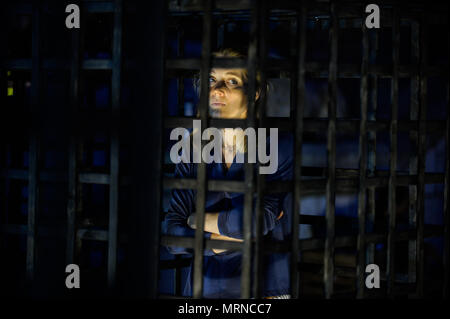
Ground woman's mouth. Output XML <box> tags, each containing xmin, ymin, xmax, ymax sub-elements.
<box><xmin>210</xmin><ymin>102</ymin><xmax>226</xmax><ymax>107</ymax></box>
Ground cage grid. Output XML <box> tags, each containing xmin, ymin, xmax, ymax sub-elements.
<box><xmin>160</xmin><ymin>0</ymin><xmax>449</xmax><ymax>299</ymax></box>
<box><xmin>1</xmin><ymin>0</ymin><xmax>126</xmax><ymax>294</ymax></box>
<box><xmin>0</xmin><ymin>0</ymin><xmax>448</xmax><ymax>299</ymax></box>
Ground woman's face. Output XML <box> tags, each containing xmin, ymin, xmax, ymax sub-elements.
<box><xmin>208</xmin><ymin>68</ymin><xmax>259</xmax><ymax>119</ymax></box>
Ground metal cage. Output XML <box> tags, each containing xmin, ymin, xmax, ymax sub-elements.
<box><xmin>0</xmin><ymin>0</ymin><xmax>448</xmax><ymax>299</ymax></box>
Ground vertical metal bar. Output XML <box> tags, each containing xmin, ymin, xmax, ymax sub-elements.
<box><xmin>241</xmin><ymin>0</ymin><xmax>258</xmax><ymax>299</ymax></box>
<box><xmin>108</xmin><ymin>0</ymin><xmax>123</xmax><ymax>290</ymax></box>
<box><xmin>367</xmin><ymin>31</ymin><xmax>378</xmax><ymax>267</ymax></box>
<box><xmin>253</xmin><ymin>0</ymin><xmax>268</xmax><ymax>299</ymax></box>
<box><xmin>443</xmin><ymin>13</ymin><xmax>450</xmax><ymax>297</ymax></box>
<box><xmin>192</xmin><ymin>0</ymin><xmax>212</xmax><ymax>299</ymax></box>
<box><xmin>416</xmin><ymin>10</ymin><xmax>428</xmax><ymax>298</ymax></box>
<box><xmin>131</xmin><ymin>0</ymin><xmax>166</xmax><ymax>298</ymax></box>
<box><xmin>66</xmin><ymin>1</ymin><xmax>81</xmax><ymax>266</ymax></box>
<box><xmin>291</xmin><ymin>1</ymin><xmax>306</xmax><ymax>299</ymax></box>
<box><xmin>356</xmin><ymin>12</ymin><xmax>369</xmax><ymax>299</ymax></box>
<box><xmin>387</xmin><ymin>6</ymin><xmax>400</xmax><ymax>297</ymax></box>
<box><xmin>0</xmin><ymin>7</ymin><xmax>8</xmax><ymax>248</ymax></box>
<box><xmin>408</xmin><ymin>20</ymin><xmax>419</xmax><ymax>289</ymax></box>
<box><xmin>324</xmin><ymin>0</ymin><xmax>337</xmax><ymax>299</ymax></box>
<box><xmin>27</xmin><ymin>1</ymin><xmax>42</xmax><ymax>284</ymax></box>
<box><xmin>177</xmin><ymin>26</ymin><xmax>185</xmax><ymax>116</ymax></box>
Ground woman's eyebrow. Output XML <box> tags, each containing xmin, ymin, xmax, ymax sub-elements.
<box><xmin>224</xmin><ymin>71</ymin><xmax>241</xmax><ymax>77</ymax></box>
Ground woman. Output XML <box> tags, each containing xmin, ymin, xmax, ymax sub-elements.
<box><xmin>164</xmin><ymin>48</ymin><xmax>293</xmax><ymax>298</ymax></box>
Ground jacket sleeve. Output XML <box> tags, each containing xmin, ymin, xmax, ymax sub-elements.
<box><xmin>164</xmin><ymin>161</ymin><xmax>213</xmax><ymax>255</ymax></box>
<box><xmin>217</xmin><ymin>135</ymin><xmax>294</xmax><ymax>239</ymax></box>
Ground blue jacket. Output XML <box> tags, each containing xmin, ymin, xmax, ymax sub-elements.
<box><xmin>164</xmin><ymin>132</ymin><xmax>294</xmax><ymax>298</ymax></box>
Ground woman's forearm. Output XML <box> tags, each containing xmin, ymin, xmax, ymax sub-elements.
<box><xmin>203</xmin><ymin>212</ymin><xmax>220</xmax><ymax>234</ymax></box>
<box><xmin>188</xmin><ymin>212</ymin><xmax>221</xmax><ymax>235</ymax></box>
<box><xmin>210</xmin><ymin>232</ymin><xmax>243</xmax><ymax>254</ymax></box>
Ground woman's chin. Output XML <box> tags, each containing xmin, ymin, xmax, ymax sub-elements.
<box><xmin>208</xmin><ymin>108</ymin><xmax>223</xmax><ymax>118</ymax></box>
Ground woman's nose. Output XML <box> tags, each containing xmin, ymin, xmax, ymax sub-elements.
<box><xmin>211</xmin><ymin>85</ymin><xmax>225</xmax><ymax>97</ymax></box>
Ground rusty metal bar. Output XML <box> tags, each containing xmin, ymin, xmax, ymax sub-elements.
<box><xmin>107</xmin><ymin>0</ymin><xmax>123</xmax><ymax>290</ymax></box>
<box><xmin>387</xmin><ymin>6</ymin><xmax>400</xmax><ymax>297</ymax></box>
<box><xmin>192</xmin><ymin>0</ymin><xmax>212</xmax><ymax>299</ymax></box>
<box><xmin>356</xmin><ymin>11</ymin><xmax>369</xmax><ymax>299</ymax></box>
<box><xmin>324</xmin><ymin>0</ymin><xmax>337</xmax><ymax>299</ymax></box>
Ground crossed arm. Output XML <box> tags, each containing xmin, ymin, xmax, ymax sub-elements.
<box><xmin>187</xmin><ymin>211</ymin><xmax>284</xmax><ymax>254</ymax></box>
<box><xmin>187</xmin><ymin>212</ymin><xmax>242</xmax><ymax>254</ymax></box>
<box><xmin>166</xmin><ymin>139</ymin><xmax>292</xmax><ymax>255</ymax></box>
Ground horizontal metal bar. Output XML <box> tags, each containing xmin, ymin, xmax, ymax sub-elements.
<box><xmin>161</xmin><ymin>173</ymin><xmax>445</xmax><ymax>194</ymax></box>
<box><xmin>166</xmin><ymin>57</ymin><xmax>246</xmax><ymax>70</ymax></box>
<box><xmin>2</xmin><ymin>59</ymin><xmax>124</xmax><ymax>70</ymax></box>
<box><xmin>2</xmin><ymin>169</ymin><xmax>443</xmax><ymax>190</ymax></box>
<box><xmin>163</xmin><ymin>177</ymin><xmax>246</xmax><ymax>192</ymax></box>
<box><xmin>161</xmin><ymin>235</ymin><xmax>244</xmax><ymax>251</ymax></box>
<box><xmin>79</xmin><ymin>172</ymin><xmax>110</xmax><ymax>184</ymax></box>
<box><xmin>76</xmin><ymin>228</ymin><xmax>108</xmax><ymax>241</ymax></box>
<box><xmin>166</xmin><ymin>59</ymin><xmax>448</xmax><ymax>77</ymax></box>
<box><xmin>160</xmin><ymin>224</ymin><xmax>443</xmax><ymax>254</ymax></box>
<box><xmin>79</xmin><ymin>173</ymin><xmax>131</xmax><ymax>185</ymax></box>
<box><xmin>164</xmin><ymin>117</ymin><xmax>246</xmax><ymax>129</ymax></box>
<box><xmin>3</xmin><ymin>59</ymin><xmax>32</xmax><ymax>70</ymax></box>
<box><xmin>162</xmin><ymin>177</ymin><xmax>197</xmax><ymax>189</ymax></box>
<box><xmin>76</xmin><ymin>228</ymin><xmax>128</xmax><ymax>242</ymax></box>
<box><xmin>164</xmin><ymin>117</ymin><xmax>447</xmax><ymax>134</ymax></box>
<box><xmin>208</xmin><ymin>180</ymin><xmax>246</xmax><ymax>192</ymax></box>
<box><xmin>82</xmin><ymin>59</ymin><xmax>113</xmax><ymax>70</ymax></box>
<box><xmin>168</xmin><ymin>0</ymin><xmax>447</xmax><ymax>20</ymax></box>
<box><xmin>0</xmin><ymin>224</ymin><xmax>130</xmax><ymax>243</ymax></box>
<box><xmin>163</xmin><ymin>164</ymin><xmax>443</xmax><ymax>179</ymax></box>
<box><xmin>4</xmin><ymin>60</ymin><xmax>446</xmax><ymax>79</ymax></box>
<box><xmin>84</xmin><ymin>1</ymin><xmax>115</xmax><ymax>13</ymax></box>
<box><xmin>0</xmin><ymin>169</ymin><xmax>131</xmax><ymax>185</ymax></box>
<box><xmin>6</xmin><ymin>1</ymin><xmax>116</xmax><ymax>13</ymax></box>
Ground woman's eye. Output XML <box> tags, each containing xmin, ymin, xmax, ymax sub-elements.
<box><xmin>228</xmin><ymin>79</ymin><xmax>238</xmax><ymax>85</ymax></box>
<box><xmin>209</xmin><ymin>77</ymin><xmax>216</xmax><ymax>83</ymax></box>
